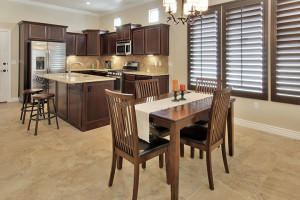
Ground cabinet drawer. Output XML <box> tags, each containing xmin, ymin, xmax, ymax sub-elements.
<box><xmin>124</xmin><ymin>74</ymin><xmax>136</xmax><ymax>81</ymax></box>
<box><xmin>136</xmin><ymin>75</ymin><xmax>152</xmax><ymax>80</ymax></box>
<box><xmin>28</xmin><ymin>24</ymin><xmax>47</xmax><ymax>40</ymax></box>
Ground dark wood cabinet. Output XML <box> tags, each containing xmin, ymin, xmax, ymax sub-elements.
<box><xmin>56</xmin><ymin>82</ymin><xmax>68</xmax><ymax>120</ymax></box>
<box><xmin>83</xmin><ymin>30</ymin><xmax>108</xmax><ymax>56</ymax></box>
<box><xmin>68</xmin><ymin>84</ymin><xmax>83</xmax><ymax>129</ymax></box>
<box><xmin>116</xmin><ymin>23</ymin><xmax>141</xmax><ymax>41</ymax></box>
<box><xmin>132</xmin><ymin>28</ymin><xmax>145</xmax><ymax>55</ymax></box>
<box><xmin>109</xmin><ymin>33</ymin><xmax>117</xmax><ymax>55</ymax></box>
<box><xmin>144</xmin><ymin>24</ymin><xmax>169</xmax><ymax>55</ymax></box>
<box><xmin>28</xmin><ymin>24</ymin><xmax>47</xmax><ymax>40</ymax></box>
<box><xmin>47</xmin><ymin>26</ymin><xmax>66</xmax><ymax>42</ymax></box>
<box><xmin>76</xmin><ymin>34</ymin><xmax>87</xmax><ymax>56</ymax></box>
<box><xmin>100</xmin><ymin>32</ymin><xmax>117</xmax><ymax>56</ymax></box>
<box><xmin>66</xmin><ymin>33</ymin><xmax>76</xmax><ymax>56</ymax></box>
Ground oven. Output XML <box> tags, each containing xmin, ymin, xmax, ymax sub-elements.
<box><xmin>116</xmin><ymin>40</ymin><xmax>132</xmax><ymax>56</ymax></box>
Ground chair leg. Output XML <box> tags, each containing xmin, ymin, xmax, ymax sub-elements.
<box><xmin>108</xmin><ymin>151</ymin><xmax>117</xmax><ymax>186</ymax></box>
<box><xmin>52</xmin><ymin>98</ymin><xmax>59</xmax><ymax>129</ymax></box>
<box><xmin>47</xmin><ymin>98</ymin><xmax>51</xmax><ymax>125</ymax></box>
<box><xmin>34</xmin><ymin>100</ymin><xmax>40</xmax><ymax>136</ymax></box>
<box><xmin>41</xmin><ymin>99</ymin><xmax>46</xmax><ymax>119</ymax></box>
<box><xmin>190</xmin><ymin>147</ymin><xmax>195</xmax><ymax>158</ymax></box>
<box><xmin>142</xmin><ymin>162</ymin><xmax>146</xmax><ymax>169</ymax></box>
<box><xmin>159</xmin><ymin>154</ymin><xmax>164</xmax><ymax>168</ymax></box>
<box><xmin>206</xmin><ymin>151</ymin><xmax>214</xmax><ymax>190</ymax></box>
<box><xmin>180</xmin><ymin>143</ymin><xmax>184</xmax><ymax>157</ymax></box>
<box><xmin>20</xmin><ymin>94</ymin><xmax>26</xmax><ymax>120</ymax></box>
<box><xmin>200</xmin><ymin>150</ymin><xmax>203</xmax><ymax>159</ymax></box>
<box><xmin>117</xmin><ymin>156</ymin><xmax>123</xmax><ymax>170</ymax></box>
<box><xmin>165</xmin><ymin>151</ymin><xmax>170</xmax><ymax>185</ymax></box>
<box><xmin>221</xmin><ymin>143</ymin><xmax>229</xmax><ymax>173</ymax></box>
<box><xmin>22</xmin><ymin>94</ymin><xmax>29</xmax><ymax>124</ymax></box>
<box><xmin>132</xmin><ymin>162</ymin><xmax>140</xmax><ymax>200</ymax></box>
<box><xmin>27</xmin><ymin>98</ymin><xmax>35</xmax><ymax>130</ymax></box>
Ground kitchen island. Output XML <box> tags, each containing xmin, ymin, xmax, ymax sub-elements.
<box><xmin>37</xmin><ymin>73</ymin><xmax>115</xmax><ymax>131</ymax></box>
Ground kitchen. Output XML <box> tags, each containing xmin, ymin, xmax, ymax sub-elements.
<box><xmin>0</xmin><ymin>0</ymin><xmax>300</xmax><ymax>200</ymax></box>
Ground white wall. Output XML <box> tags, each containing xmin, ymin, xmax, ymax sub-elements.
<box><xmin>99</xmin><ymin>0</ymin><xmax>300</xmax><ymax>132</ymax></box>
<box><xmin>0</xmin><ymin>0</ymin><xmax>100</xmax><ymax>99</ymax></box>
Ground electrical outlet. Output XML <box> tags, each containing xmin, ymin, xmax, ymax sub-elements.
<box><xmin>254</xmin><ymin>102</ymin><xmax>259</xmax><ymax>109</ymax></box>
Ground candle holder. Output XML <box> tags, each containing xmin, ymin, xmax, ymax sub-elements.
<box><xmin>180</xmin><ymin>90</ymin><xmax>186</xmax><ymax>100</ymax></box>
<box><xmin>172</xmin><ymin>91</ymin><xmax>180</xmax><ymax>102</ymax></box>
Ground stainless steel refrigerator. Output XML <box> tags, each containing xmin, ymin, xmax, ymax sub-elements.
<box><xmin>30</xmin><ymin>41</ymin><xmax>66</xmax><ymax>91</ymax></box>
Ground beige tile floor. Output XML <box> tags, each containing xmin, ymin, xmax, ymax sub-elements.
<box><xmin>0</xmin><ymin>102</ymin><xmax>300</xmax><ymax>200</ymax></box>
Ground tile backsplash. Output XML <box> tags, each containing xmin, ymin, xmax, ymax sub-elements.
<box><xmin>66</xmin><ymin>55</ymin><xmax>169</xmax><ymax>73</ymax></box>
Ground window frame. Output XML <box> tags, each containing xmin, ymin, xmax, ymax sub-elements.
<box><xmin>270</xmin><ymin>0</ymin><xmax>300</xmax><ymax>105</ymax></box>
<box><xmin>114</xmin><ymin>18</ymin><xmax>121</xmax><ymax>30</ymax></box>
<box><xmin>187</xmin><ymin>5</ymin><xmax>221</xmax><ymax>91</ymax></box>
<box><xmin>221</xmin><ymin>0</ymin><xmax>269</xmax><ymax>100</ymax></box>
<box><xmin>149</xmin><ymin>8</ymin><xmax>159</xmax><ymax>23</ymax></box>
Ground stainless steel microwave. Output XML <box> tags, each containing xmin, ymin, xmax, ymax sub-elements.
<box><xmin>116</xmin><ymin>40</ymin><xmax>132</xmax><ymax>56</ymax></box>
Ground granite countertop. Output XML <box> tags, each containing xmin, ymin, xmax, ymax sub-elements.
<box><xmin>123</xmin><ymin>71</ymin><xmax>169</xmax><ymax>76</ymax></box>
<box><xmin>37</xmin><ymin>73</ymin><xmax>115</xmax><ymax>84</ymax></box>
<box><xmin>70</xmin><ymin>69</ymin><xmax>110</xmax><ymax>72</ymax></box>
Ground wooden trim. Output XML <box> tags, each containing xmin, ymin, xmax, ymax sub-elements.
<box><xmin>18</xmin><ymin>20</ymin><xmax>68</xmax><ymax>28</ymax></box>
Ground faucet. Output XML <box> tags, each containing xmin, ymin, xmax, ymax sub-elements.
<box><xmin>68</xmin><ymin>62</ymin><xmax>83</xmax><ymax>78</ymax></box>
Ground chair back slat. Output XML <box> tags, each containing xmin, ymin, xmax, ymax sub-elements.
<box><xmin>207</xmin><ymin>88</ymin><xmax>231</xmax><ymax>146</ymax></box>
<box><xmin>135</xmin><ymin>79</ymin><xmax>161</xmax><ymax>99</ymax></box>
<box><xmin>195</xmin><ymin>78</ymin><xmax>222</xmax><ymax>94</ymax></box>
<box><xmin>105</xmin><ymin>90</ymin><xmax>139</xmax><ymax>157</ymax></box>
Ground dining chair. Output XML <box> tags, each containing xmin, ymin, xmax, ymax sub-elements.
<box><xmin>105</xmin><ymin>89</ymin><xmax>170</xmax><ymax>200</ymax></box>
<box><xmin>180</xmin><ymin>88</ymin><xmax>231</xmax><ymax>190</ymax></box>
<box><xmin>181</xmin><ymin>78</ymin><xmax>222</xmax><ymax>159</ymax></box>
<box><xmin>135</xmin><ymin>79</ymin><xmax>170</xmax><ymax>169</ymax></box>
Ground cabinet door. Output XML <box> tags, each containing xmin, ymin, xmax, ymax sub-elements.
<box><xmin>116</xmin><ymin>27</ymin><xmax>123</xmax><ymax>40</ymax></box>
<box><xmin>124</xmin><ymin>80</ymin><xmax>136</xmax><ymax>98</ymax></box>
<box><xmin>86</xmin><ymin>31</ymin><xmax>100</xmax><ymax>56</ymax></box>
<box><xmin>161</xmin><ymin>26</ymin><xmax>169</xmax><ymax>55</ymax></box>
<box><xmin>132</xmin><ymin>29</ymin><xmax>144</xmax><ymax>55</ymax></box>
<box><xmin>28</xmin><ymin>24</ymin><xmax>47</xmax><ymax>40</ymax></box>
<box><xmin>145</xmin><ymin>27</ymin><xmax>161</xmax><ymax>55</ymax></box>
<box><xmin>76</xmin><ymin>34</ymin><xmax>87</xmax><ymax>56</ymax></box>
<box><xmin>56</xmin><ymin>82</ymin><xmax>68</xmax><ymax>120</ymax></box>
<box><xmin>154</xmin><ymin>75</ymin><xmax>169</xmax><ymax>94</ymax></box>
<box><xmin>68</xmin><ymin>84</ymin><xmax>83</xmax><ymax>129</ymax></box>
<box><xmin>47</xmin><ymin>26</ymin><xmax>66</xmax><ymax>42</ymax></box>
<box><xmin>66</xmin><ymin>33</ymin><xmax>76</xmax><ymax>56</ymax></box>
<box><xmin>123</xmin><ymin>26</ymin><xmax>131</xmax><ymax>40</ymax></box>
<box><xmin>100</xmin><ymin>34</ymin><xmax>109</xmax><ymax>56</ymax></box>
<box><xmin>109</xmin><ymin>33</ymin><xmax>117</xmax><ymax>55</ymax></box>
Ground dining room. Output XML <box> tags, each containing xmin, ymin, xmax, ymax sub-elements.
<box><xmin>0</xmin><ymin>0</ymin><xmax>300</xmax><ymax>200</ymax></box>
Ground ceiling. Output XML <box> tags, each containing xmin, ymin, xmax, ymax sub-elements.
<box><xmin>15</xmin><ymin>0</ymin><xmax>156</xmax><ymax>16</ymax></box>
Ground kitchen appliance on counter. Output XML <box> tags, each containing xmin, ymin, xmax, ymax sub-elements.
<box><xmin>105</xmin><ymin>60</ymin><xmax>111</xmax><ymax>69</ymax></box>
<box><xmin>116</xmin><ymin>40</ymin><xmax>132</xmax><ymax>56</ymax></box>
<box><xmin>30</xmin><ymin>41</ymin><xmax>66</xmax><ymax>91</ymax></box>
<box><xmin>106</xmin><ymin>61</ymin><xmax>139</xmax><ymax>92</ymax></box>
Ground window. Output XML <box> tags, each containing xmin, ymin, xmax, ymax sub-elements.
<box><xmin>114</xmin><ymin>18</ymin><xmax>121</xmax><ymax>30</ymax></box>
<box><xmin>149</xmin><ymin>8</ymin><xmax>159</xmax><ymax>23</ymax></box>
<box><xmin>187</xmin><ymin>6</ymin><xmax>221</xmax><ymax>90</ymax></box>
<box><xmin>222</xmin><ymin>0</ymin><xmax>268</xmax><ymax>100</ymax></box>
<box><xmin>271</xmin><ymin>0</ymin><xmax>300</xmax><ymax>105</ymax></box>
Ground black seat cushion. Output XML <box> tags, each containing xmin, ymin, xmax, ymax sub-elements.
<box><xmin>195</xmin><ymin>118</ymin><xmax>209</xmax><ymax>126</ymax></box>
<box><xmin>150</xmin><ymin>123</ymin><xmax>170</xmax><ymax>134</ymax></box>
<box><xmin>139</xmin><ymin>134</ymin><xmax>169</xmax><ymax>157</ymax></box>
<box><xmin>180</xmin><ymin>124</ymin><xmax>208</xmax><ymax>145</ymax></box>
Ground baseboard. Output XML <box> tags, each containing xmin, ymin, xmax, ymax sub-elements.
<box><xmin>234</xmin><ymin>118</ymin><xmax>300</xmax><ymax>140</ymax></box>
<box><xmin>7</xmin><ymin>97</ymin><xmax>20</xmax><ymax>102</ymax></box>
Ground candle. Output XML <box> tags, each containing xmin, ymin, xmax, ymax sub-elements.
<box><xmin>173</xmin><ymin>79</ymin><xmax>179</xmax><ymax>91</ymax></box>
<box><xmin>180</xmin><ymin>84</ymin><xmax>186</xmax><ymax>91</ymax></box>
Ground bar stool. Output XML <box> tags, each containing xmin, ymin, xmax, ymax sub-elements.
<box><xmin>27</xmin><ymin>93</ymin><xmax>59</xmax><ymax>136</ymax></box>
<box><xmin>20</xmin><ymin>89</ymin><xmax>44</xmax><ymax>124</ymax></box>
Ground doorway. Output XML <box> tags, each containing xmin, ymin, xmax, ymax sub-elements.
<box><xmin>0</xmin><ymin>29</ymin><xmax>11</xmax><ymax>102</ymax></box>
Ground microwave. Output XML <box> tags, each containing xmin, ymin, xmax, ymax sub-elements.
<box><xmin>116</xmin><ymin>40</ymin><xmax>132</xmax><ymax>56</ymax></box>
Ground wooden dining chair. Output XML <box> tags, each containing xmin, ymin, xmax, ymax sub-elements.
<box><xmin>105</xmin><ymin>89</ymin><xmax>170</xmax><ymax>200</ymax></box>
<box><xmin>135</xmin><ymin>79</ymin><xmax>170</xmax><ymax>169</ymax></box>
<box><xmin>180</xmin><ymin>88</ymin><xmax>231</xmax><ymax>190</ymax></box>
<box><xmin>181</xmin><ymin>78</ymin><xmax>222</xmax><ymax>159</ymax></box>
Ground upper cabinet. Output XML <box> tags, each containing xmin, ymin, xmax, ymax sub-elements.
<box><xmin>66</xmin><ymin>32</ymin><xmax>87</xmax><ymax>56</ymax></box>
<box><xmin>116</xmin><ymin>23</ymin><xmax>141</xmax><ymax>41</ymax></box>
<box><xmin>144</xmin><ymin>24</ymin><xmax>169</xmax><ymax>55</ymax></box>
<box><xmin>100</xmin><ymin>32</ymin><xmax>117</xmax><ymax>56</ymax></box>
<box><xmin>19</xmin><ymin>21</ymin><xmax>67</xmax><ymax>42</ymax></box>
<box><xmin>66</xmin><ymin>33</ymin><xmax>76</xmax><ymax>56</ymax></box>
<box><xmin>132</xmin><ymin>24</ymin><xmax>169</xmax><ymax>56</ymax></box>
<box><xmin>83</xmin><ymin>29</ymin><xmax>108</xmax><ymax>56</ymax></box>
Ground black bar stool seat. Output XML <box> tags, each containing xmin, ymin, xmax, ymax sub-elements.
<box><xmin>27</xmin><ymin>93</ymin><xmax>59</xmax><ymax>136</ymax></box>
<box><xmin>20</xmin><ymin>88</ymin><xmax>44</xmax><ymax>124</ymax></box>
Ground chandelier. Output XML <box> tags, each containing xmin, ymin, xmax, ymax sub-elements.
<box><xmin>163</xmin><ymin>0</ymin><xmax>208</xmax><ymax>25</ymax></box>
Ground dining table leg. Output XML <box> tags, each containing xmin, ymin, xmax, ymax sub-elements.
<box><xmin>169</xmin><ymin>123</ymin><xmax>180</xmax><ymax>200</ymax></box>
<box><xmin>227</xmin><ymin>102</ymin><xmax>234</xmax><ymax>156</ymax></box>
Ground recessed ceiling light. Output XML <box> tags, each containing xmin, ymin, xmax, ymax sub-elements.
<box><xmin>86</xmin><ymin>2</ymin><xmax>90</xmax><ymax>5</ymax></box>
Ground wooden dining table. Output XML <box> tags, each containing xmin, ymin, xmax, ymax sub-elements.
<box><xmin>135</xmin><ymin>93</ymin><xmax>235</xmax><ymax>200</ymax></box>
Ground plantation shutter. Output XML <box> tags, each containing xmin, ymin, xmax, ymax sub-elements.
<box><xmin>271</xmin><ymin>0</ymin><xmax>300</xmax><ymax>105</ymax></box>
<box><xmin>188</xmin><ymin>6</ymin><xmax>221</xmax><ymax>90</ymax></box>
<box><xmin>222</xmin><ymin>0</ymin><xmax>268</xmax><ymax>99</ymax></box>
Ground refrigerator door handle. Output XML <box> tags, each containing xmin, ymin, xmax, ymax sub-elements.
<box><xmin>47</xmin><ymin>49</ymin><xmax>51</xmax><ymax>74</ymax></box>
